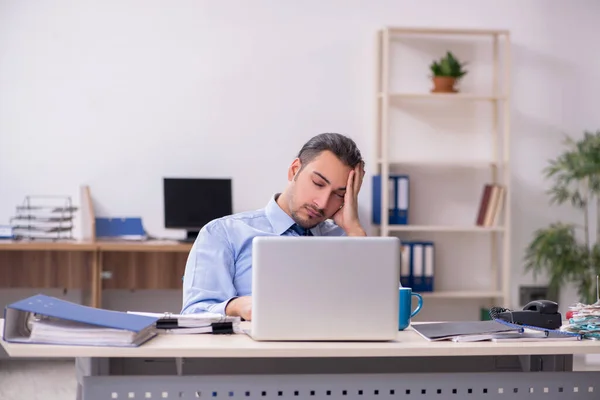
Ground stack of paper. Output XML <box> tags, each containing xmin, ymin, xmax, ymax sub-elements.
<box><xmin>128</xmin><ymin>311</ymin><xmax>242</xmax><ymax>334</ymax></box>
<box><xmin>562</xmin><ymin>302</ymin><xmax>600</xmax><ymax>339</ymax></box>
<box><xmin>28</xmin><ymin>317</ymin><xmax>155</xmax><ymax>346</ymax></box>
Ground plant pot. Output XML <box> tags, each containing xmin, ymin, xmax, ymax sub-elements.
<box><xmin>431</xmin><ymin>76</ymin><xmax>457</xmax><ymax>93</ymax></box>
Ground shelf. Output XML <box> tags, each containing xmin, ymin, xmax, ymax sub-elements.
<box><xmin>419</xmin><ymin>290</ymin><xmax>503</xmax><ymax>299</ymax></box>
<box><xmin>376</xmin><ymin>159</ymin><xmax>500</xmax><ymax>168</ymax></box>
<box><xmin>386</xmin><ymin>26</ymin><xmax>509</xmax><ymax>37</ymax></box>
<box><xmin>385</xmin><ymin>225</ymin><xmax>504</xmax><ymax>233</ymax></box>
<box><xmin>380</xmin><ymin>92</ymin><xmax>505</xmax><ymax>101</ymax></box>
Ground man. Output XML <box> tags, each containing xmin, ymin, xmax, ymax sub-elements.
<box><xmin>181</xmin><ymin>133</ymin><xmax>366</xmax><ymax>320</ymax></box>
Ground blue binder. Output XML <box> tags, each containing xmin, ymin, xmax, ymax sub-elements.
<box><xmin>3</xmin><ymin>294</ymin><xmax>159</xmax><ymax>347</ymax></box>
<box><xmin>372</xmin><ymin>174</ymin><xmax>409</xmax><ymax>225</ymax></box>
<box><xmin>422</xmin><ymin>241</ymin><xmax>435</xmax><ymax>292</ymax></box>
<box><xmin>402</xmin><ymin>241</ymin><xmax>435</xmax><ymax>292</ymax></box>
<box><xmin>400</xmin><ymin>242</ymin><xmax>411</xmax><ymax>288</ymax></box>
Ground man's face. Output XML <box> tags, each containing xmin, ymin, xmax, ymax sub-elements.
<box><xmin>287</xmin><ymin>150</ymin><xmax>352</xmax><ymax>229</ymax></box>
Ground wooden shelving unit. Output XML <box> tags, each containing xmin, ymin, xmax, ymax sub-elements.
<box><xmin>373</xmin><ymin>26</ymin><xmax>511</xmax><ymax>312</ymax></box>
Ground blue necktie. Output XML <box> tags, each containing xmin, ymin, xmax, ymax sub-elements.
<box><xmin>290</xmin><ymin>223</ymin><xmax>313</xmax><ymax>236</ymax></box>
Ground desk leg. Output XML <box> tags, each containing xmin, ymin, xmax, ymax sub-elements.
<box><xmin>175</xmin><ymin>357</ymin><xmax>184</xmax><ymax>376</ymax></box>
<box><xmin>76</xmin><ymin>357</ymin><xmax>109</xmax><ymax>400</ymax></box>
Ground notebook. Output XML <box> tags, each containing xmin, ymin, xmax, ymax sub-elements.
<box><xmin>411</xmin><ymin>320</ymin><xmax>521</xmax><ymax>341</ymax></box>
<box><xmin>3</xmin><ymin>294</ymin><xmax>159</xmax><ymax>347</ymax></box>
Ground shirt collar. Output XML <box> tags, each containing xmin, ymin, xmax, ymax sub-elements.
<box><xmin>265</xmin><ymin>193</ymin><xmax>299</xmax><ymax>235</ymax></box>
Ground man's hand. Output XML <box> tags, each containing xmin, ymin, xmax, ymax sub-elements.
<box><xmin>333</xmin><ymin>162</ymin><xmax>366</xmax><ymax>236</ymax></box>
<box><xmin>225</xmin><ymin>296</ymin><xmax>252</xmax><ymax>320</ymax></box>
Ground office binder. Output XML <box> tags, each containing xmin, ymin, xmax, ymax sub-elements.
<box><xmin>372</xmin><ymin>174</ymin><xmax>409</xmax><ymax>225</ymax></box>
<box><xmin>400</xmin><ymin>242</ymin><xmax>411</xmax><ymax>287</ymax></box>
<box><xmin>396</xmin><ymin>175</ymin><xmax>409</xmax><ymax>225</ymax></box>
<box><xmin>372</xmin><ymin>175</ymin><xmax>393</xmax><ymax>225</ymax></box>
<box><xmin>411</xmin><ymin>242</ymin><xmax>424</xmax><ymax>291</ymax></box>
<box><xmin>401</xmin><ymin>241</ymin><xmax>434</xmax><ymax>292</ymax></box>
<box><xmin>423</xmin><ymin>242</ymin><xmax>435</xmax><ymax>292</ymax></box>
<box><xmin>3</xmin><ymin>294</ymin><xmax>159</xmax><ymax>347</ymax></box>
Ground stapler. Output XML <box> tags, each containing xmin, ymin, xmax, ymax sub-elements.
<box><xmin>495</xmin><ymin>300</ymin><xmax>562</xmax><ymax>330</ymax></box>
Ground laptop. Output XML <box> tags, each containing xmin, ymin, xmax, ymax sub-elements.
<box><xmin>247</xmin><ymin>236</ymin><xmax>401</xmax><ymax>341</ymax></box>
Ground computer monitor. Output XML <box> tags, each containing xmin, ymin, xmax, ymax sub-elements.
<box><xmin>163</xmin><ymin>178</ymin><xmax>233</xmax><ymax>242</ymax></box>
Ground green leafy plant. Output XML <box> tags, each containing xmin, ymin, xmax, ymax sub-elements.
<box><xmin>524</xmin><ymin>130</ymin><xmax>600</xmax><ymax>304</ymax></box>
<box><xmin>429</xmin><ymin>51</ymin><xmax>468</xmax><ymax>79</ymax></box>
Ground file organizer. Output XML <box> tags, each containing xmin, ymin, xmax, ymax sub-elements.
<box><xmin>400</xmin><ymin>241</ymin><xmax>435</xmax><ymax>292</ymax></box>
<box><xmin>372</xmin><ymin>174</ymin><xmax>409</xmax><ymax>225</ymax></box>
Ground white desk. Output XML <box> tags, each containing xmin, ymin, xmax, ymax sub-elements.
<box><xmin>3</xmin><ymin>320</ymin><xmax>600</xmax><ymax>400</ymax></box>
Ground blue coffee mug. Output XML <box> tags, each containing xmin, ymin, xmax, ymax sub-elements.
<box><xmin>398</xmin><ymin>287</ymin><xmax>423</xmax><ymax>330</ymax></box>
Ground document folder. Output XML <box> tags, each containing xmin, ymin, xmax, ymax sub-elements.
<box><xmin>95</xmin><ymin>217</ymin><xmax>146</xmax><ymax>240</ymax></box>
<box><xmin>3</xmin><ymin>294</ymin><xmax>159</xmax><ymax>347</ymax></box>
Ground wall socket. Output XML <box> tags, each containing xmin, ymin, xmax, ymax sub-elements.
<box><xmin>519</xmin><ymin>285</ymin><xmax>555</xmax><ymax>306</ymax></box>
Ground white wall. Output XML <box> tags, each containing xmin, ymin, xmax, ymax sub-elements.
<box><xmin>1</xmin><ymin>0</ymin><xmax>600</xmax><ymax>314</ymax></box>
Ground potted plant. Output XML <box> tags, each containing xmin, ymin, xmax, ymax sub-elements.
<box><xmin>429</xmin><ymin>51</ymin><xmax>468</xmax><ymax>93</ymax></box>
<box><xmin>524</xmin><ymin>130</ymin><xmax>600</xmax><ymax>305</ymax></box>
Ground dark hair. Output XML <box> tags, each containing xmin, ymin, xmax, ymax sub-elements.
<box><xmin>297</xmin><ymin>133</ymin><xmax>364</xmax><ymax>170</ymax></box>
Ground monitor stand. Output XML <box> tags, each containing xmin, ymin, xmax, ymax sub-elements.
<box><xmin>180</xmin><ymin>230</ymin><xmax>199</xmax><ymax>243</ymax></box>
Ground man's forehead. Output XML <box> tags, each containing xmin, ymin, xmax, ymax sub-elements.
<box><xmin>307</xmin><ymin>152</ymin><xmax>349</xmax><ymax>169</ymax></box>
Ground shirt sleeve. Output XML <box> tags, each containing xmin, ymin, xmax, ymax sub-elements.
<box><xmin>181</xmin><ymin>220</ymin><xmax>238</xmax><ymax>315</ymax></box>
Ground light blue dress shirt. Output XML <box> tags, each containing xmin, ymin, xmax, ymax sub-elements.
<box><xmin>181</xmin><ymin>194</ymin><xmax>345</xmax><ymax>315</ymax></box>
